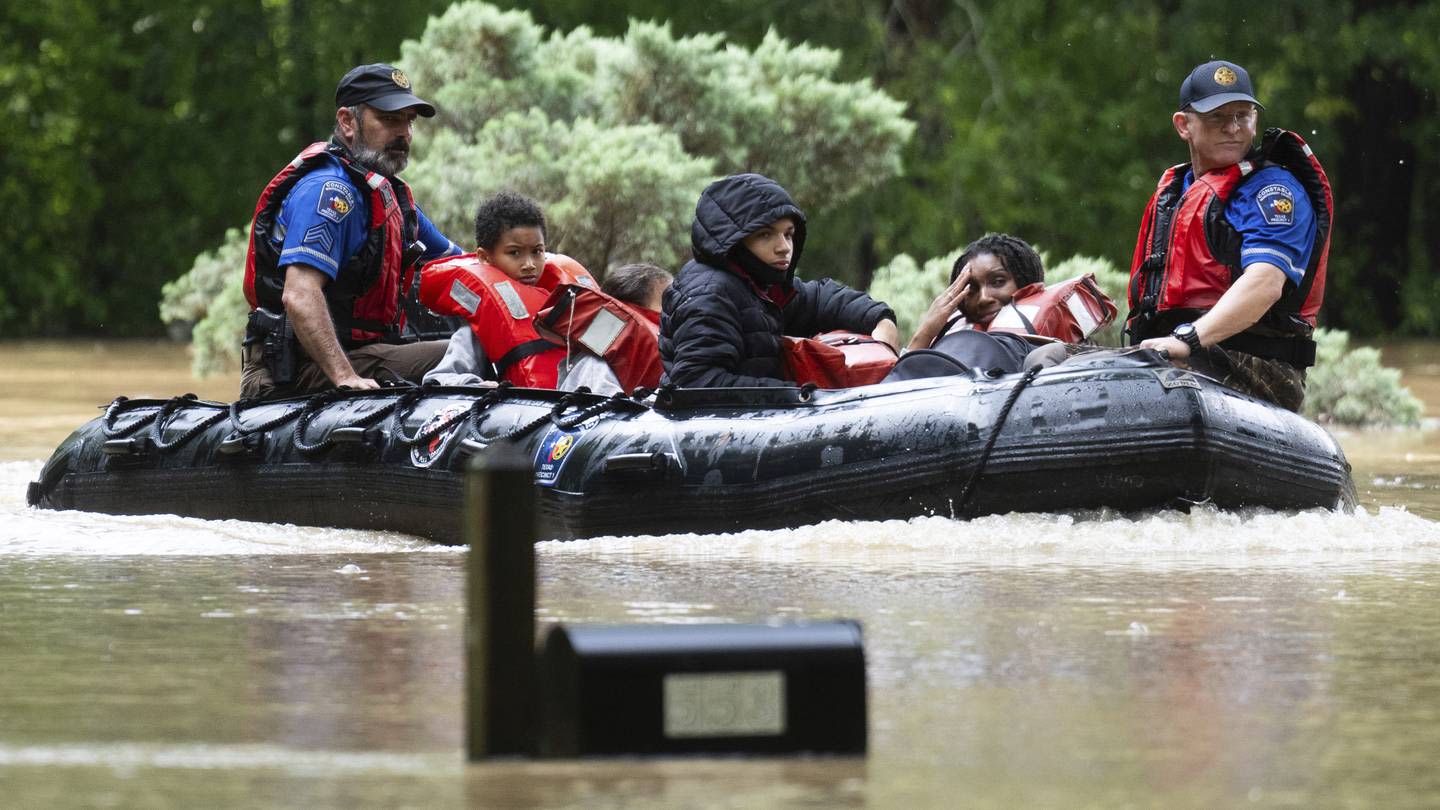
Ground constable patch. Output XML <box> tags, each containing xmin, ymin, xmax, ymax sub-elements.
<box><xmin>302</xmin><ymin>224</ymin><xmax>334</xmax><ymax>253</ymax></box>
<box><xmin>317</xmin><ymin>180</ymin><xmax>355</xmax><ymax>224</ymax></box>
<box><xmin>391</xmin><ymin>69</ymin><xmax>411</xmax><ymax>89</ymax></box>
<box><xmin>1257</xmin><ymin>184</ymin><xmax>1295</xmax><ymax>226</ymax></box>
<box><xmin>1213</xmin><ymin>66</ymin><xmax>1238</xmax><ymax>86</ymax></box>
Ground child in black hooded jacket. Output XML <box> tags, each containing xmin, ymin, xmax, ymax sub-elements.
<box><xmin>659</xmin><ymin>173</ymin><xmax>898</xmax><ymax>388</ymax></box>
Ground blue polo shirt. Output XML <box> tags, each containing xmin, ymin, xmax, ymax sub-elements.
<box><xmin>1184</xmin><ymin>165</ymin><xmax>1316</xmax><ymax>287</ymax></box>
<box><xmin>271</xmin><ymin>155</ymin><xmax>459</xmax><ymax>279</ymax></box>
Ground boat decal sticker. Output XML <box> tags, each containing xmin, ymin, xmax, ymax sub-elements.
<box><xmin>534</xmin><ymin>417</ymin><xmax>598</xmax><ymax>486</ymax></box>
<box><xmin>1155</xmin><ymin>368</ymin><xmax>1201</xmax><ymax>391</ymax></box>
<box><xmin>410</xmin><ymin>404</ymin><xmax>469</xmax><ymax>468</ymax></box>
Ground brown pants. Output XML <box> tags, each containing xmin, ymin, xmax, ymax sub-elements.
<box><xmin>1185</xmin><ymin>346</ymin><xmax>1307</xmax><ymax>413</ymax></box>
<box><xmin>240</xmin><ymin>339</ymin><xmax>449</xmax><ymax>400</ymax></box>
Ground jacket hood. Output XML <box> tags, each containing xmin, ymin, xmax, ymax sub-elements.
<box><xmin>690</xmin><ymin>173</ymin><xmax>807</xmax><ymax>275</ymax></box>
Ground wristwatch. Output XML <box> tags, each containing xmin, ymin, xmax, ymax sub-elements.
<box><xmin>1170</xmin><ymin>322</ymin><xmax>1204</xmax><ymax>354</ymax></box>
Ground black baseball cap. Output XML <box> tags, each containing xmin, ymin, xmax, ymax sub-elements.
<box><xmin>335</xmin><ymin>63</ymin><xmax>436</xmax><ymax>117</ymax></box>
<box><xmin>1178</xmin><ymin>60</ymin><xmax>1264</xmax><ymax>113</ymax></box>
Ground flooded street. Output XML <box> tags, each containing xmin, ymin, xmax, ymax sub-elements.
<box><xmin>3</xmin><ymin>340</ymin><xmax>1440</xmax><ymax>808</ymax></box>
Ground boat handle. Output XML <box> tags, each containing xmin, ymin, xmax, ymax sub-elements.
<box><xmin>329</xmin><ymin>426</ymin><xmax>381</xmax><ymax>445</ymax></box>
<box><xmin>603</xmin><ymin>452</ymin><xmax>675</xmax><ymax>477</ymax></box>
<box><xmin>102</xmin><ymin>437</ymin><xmax>148</xmax><ymax>457</ymax></box>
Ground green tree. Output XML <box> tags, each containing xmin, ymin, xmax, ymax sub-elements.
<box><xmin>0</xmin><ymin>0</ymin><xmax>449</xmax><ymax>337</ymax></box>
<box><xmin>165</xmin><ymin>1</ymin><xmax>913</xmax><ymax>375</ymax></box>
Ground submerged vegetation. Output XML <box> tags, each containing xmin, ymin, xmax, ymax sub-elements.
<box><xmin>1304</xmin><ymin>330</ymin><xmax>1424</xmax><ymax>428</ymax></box>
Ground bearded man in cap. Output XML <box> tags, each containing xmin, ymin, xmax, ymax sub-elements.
<box><xmin>1128</xmin><ymin>59</ymin><xmax>1333</xmax><ymax>412</ymax></box>
<box><xmin>240</xmin><ymin>63</ymin><xmax>463</xmax><ymax>399</ymax></box>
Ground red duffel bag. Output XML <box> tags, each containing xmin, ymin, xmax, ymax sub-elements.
<box><xmin>782</xmin><ymin>331</ymin><xmax>898</xmax><ymax>388</ymax></box>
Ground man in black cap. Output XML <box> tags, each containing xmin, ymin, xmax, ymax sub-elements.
<box><xmin>1127</xmin><ymin>59</ymin><xmax>1333</xmax><ymax>412</ymax></box>
<box><xmin>239</xmin><ymin>63</ymin><xmax>462</xmax><ymax>399</ymax></box>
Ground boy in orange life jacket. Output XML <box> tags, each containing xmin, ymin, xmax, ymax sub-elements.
<box><xmin>556</xmin><ymin>263</ymin><xmax>674</xmax><ymax>395</ymax></box>
<box><xmin>420</xmin><ymin>191</ymin><xmax>597</xmax><ymax>386</ymax></box>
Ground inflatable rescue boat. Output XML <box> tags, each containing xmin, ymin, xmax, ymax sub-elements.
<box><xmin>27</xmin><ymin>350</ymin><xmax>1355</xmax><ymax>544</ymax></box>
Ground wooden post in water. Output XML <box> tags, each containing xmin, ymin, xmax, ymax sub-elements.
<box><xmin>465</xmin><ymin>440</ymin><xmax>537</xmax><ymax>759</ymax></box>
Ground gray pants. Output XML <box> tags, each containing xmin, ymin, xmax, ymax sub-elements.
<box><xmin>240</xmin><ymin>339</ymin><xmax>448</xmax><ymax>400</ymax></box>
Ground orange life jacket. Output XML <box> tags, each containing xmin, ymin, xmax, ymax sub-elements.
<box><xmin>972</xmin><ymin>274</ymin><xmax>1118</xmax><ymax>343</ymax></box>
<box><xmin>534</xmin><ymin>284</ymin><xmax>664</xmax><ymax>394</ymax></box>
<box><xmin>418</xmin><ymin>253</ymin><xmax>598</xmax><ymax>387</ymax></box>
<box><xmin>782</xmin><ymin>331</ymin><xmax>899</xmax><ymax>388</ymax></box>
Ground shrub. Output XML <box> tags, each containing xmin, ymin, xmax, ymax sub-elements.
<box><xmin>161</xmin><ymin>3</ymin><xmax>913</xmax><ymax>378</ymax></box>
<box><xmin>1304</xmin><ymin>328</ymin><xmax>1423</xmax><ymax>427</ymax></box>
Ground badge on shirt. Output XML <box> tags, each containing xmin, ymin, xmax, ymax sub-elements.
<box><xmin>317</xmin><ymin>180</ymin><xmax>355</xmax><ymax>224</ymax></box>
<box><xmin>1257</xmin><ymin>184</ymin><xmax>1295</xmax><ymax>227</ymax></box>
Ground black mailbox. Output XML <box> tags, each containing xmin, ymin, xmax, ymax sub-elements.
<box><xmin>537</xmin><ymin>620</ymin><xmax>867</xmax><ymax>757</ymax></box>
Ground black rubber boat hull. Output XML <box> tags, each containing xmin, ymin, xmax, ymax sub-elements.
<box><xmin>28</xmin><ymin>352</ymin><xmax>1355</xmax><ymax>543</ymax></box>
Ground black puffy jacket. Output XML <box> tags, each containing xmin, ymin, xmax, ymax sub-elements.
<box><xmin>659</xmin><ymin>174</ymin><xmax>894</xmax><ymax>388</ymax></box>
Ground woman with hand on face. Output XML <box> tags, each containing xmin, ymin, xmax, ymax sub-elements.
<box><xmin>887</xmin><ymin>234</ymin><xmax>1048</xmax><ymax>380</ymax></box>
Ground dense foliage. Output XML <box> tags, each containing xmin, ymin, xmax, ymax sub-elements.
<box><xmin>0</xmin><ymin>0</ymin><xmax>451</xmax><ymax>336</ymax></box>
<box><xmin>5</xmin><ymin>0</ymin><xmax>1439</xmax><ymax>347</ymax></box>
<box><xmin>161</xmin><ymin>3</ymin><xmax>913</xmax><ymax>374</ymax></box>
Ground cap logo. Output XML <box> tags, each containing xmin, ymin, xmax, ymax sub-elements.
<box><xmin>1213</xmin><ymin>66</ymin><xmax>1238</xmax><ymax>86</ymax></box>
<box><xmin>390</xmin><ymin>69</ymin><xmax>411</xmax><ymax>89</ymax></box>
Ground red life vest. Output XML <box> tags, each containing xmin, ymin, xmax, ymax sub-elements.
<box><xmin>244</xmin><ymin>141</ymin><xmax>419</xmax><ymax>346</ymax></box>
<box><xmin>533</xmin><ymin>285</ymin><xmax>664</xmax><ymax>394</ymax></box>
<box><xmin>418</xmin><ymin>253</ymin><xmax>599</xmax><ymax>387</ymax></box>
<box><xmin>782</xmin><ymin>331</ymin><xmax>899</xmax><ymax>388</ymax></box>
<box><xmin>938</xmin><ymin>273</ymin><xmax>1117</xmax><ymax>343</ymax></box>
<box><xmin>1127</xmin><ymin>128</ymin><xmax>1332</xmax><ymax>364</ymax></box>
<box><xmin>965</xmin><ymin>274</ymin><xmax>1117</xmax><ymax>343</ymax></box>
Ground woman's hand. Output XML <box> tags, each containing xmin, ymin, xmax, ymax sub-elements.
<box><xmin>907</xmin><ymin>269</ymin><xmax>976</xmax><ymax>350</ymax></box>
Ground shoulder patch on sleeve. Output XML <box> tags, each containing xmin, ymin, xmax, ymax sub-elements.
<box><xmin>1256</xmin><ymin>183</ymin><xmax>1295</xmax><ymax>227</ymax></box>
<box><xmin>316</xmin><ymin>180</ymin><xmax>356</xmax><ymax>224</ymax></box>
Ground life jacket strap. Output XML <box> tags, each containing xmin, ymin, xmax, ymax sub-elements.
<box><xmin>494</xmin><ymin>338</ymin><xmax>563</xmax><ymax>377</ymax></box>
<box><xmin>1218</xmin><ymin>333</ymin><xmax>1317</xmax><ymax>368</ymax></box>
